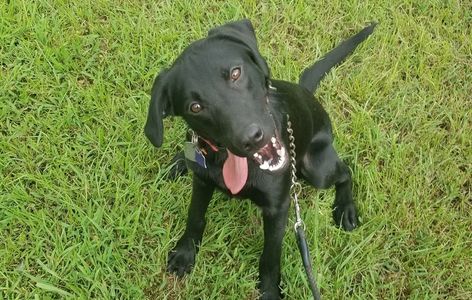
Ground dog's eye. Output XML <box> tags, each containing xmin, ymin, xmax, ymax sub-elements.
<box><xmin>230</xmin><ymin>67</ymin><xmax>241</xmax><ymax>81</ymax></box>
<box><xmin>190</xmin><ymin>102</ymin><xmax>202</xmax><ymax>113</ymax></box>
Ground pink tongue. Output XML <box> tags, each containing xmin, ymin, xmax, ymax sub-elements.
<box><xmin>223</xmin><ymin>150</ymin><xmax>248</xmax><ymax>194</ymax></box>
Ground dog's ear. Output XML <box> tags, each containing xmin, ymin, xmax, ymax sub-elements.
<box><xmin>208</xmin><ymin>19</ymin><xmax>270</xmax><ymax>82</ymax></box>
<box><xmin>144</xmin><ymin>69</ymin><xmax>173</xmax><ymax>148</ymax></box>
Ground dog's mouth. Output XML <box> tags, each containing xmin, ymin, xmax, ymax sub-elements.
<box><xmin>251</xmin><ymin>135</ymin><xmax>288</xmax><ymax>172</ymax></box>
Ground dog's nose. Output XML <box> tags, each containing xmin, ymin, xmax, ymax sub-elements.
<box><xmin>243</xmin><ymin>124</ymin><xmax>264</xmax><ymax>152</ymax></box>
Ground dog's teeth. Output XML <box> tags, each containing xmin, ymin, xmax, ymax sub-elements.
<box><xmin>270</xmin><ymin>161</ymin><xmax>281</xmax><ymax>171</ymax></box>
<box><xmin>276</xmin><ymin>148</ymin><xmax>284</xmax><ymax>158</ymax></box>
<box><xmin>257</xmin><ymin>144</ymin><xmax>287</xmax><ymax>172</ymax></box>
<box><xmin>253</xmin><ymin>153</ymin><xmax>263</xmax><ymax>162</ymax></box>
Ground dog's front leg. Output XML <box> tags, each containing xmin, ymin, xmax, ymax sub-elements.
<box><xmin>167</xmin><ymin>176</ymin><xmax>214</xmax><ymax>276</ymax></box>
<box><xmin>258</xmin><ymin>201</ymin><xmax>289</xmax><ymax>300</ymax></box>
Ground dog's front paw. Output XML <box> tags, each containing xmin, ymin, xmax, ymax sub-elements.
<box><xmin>167</xmin><ymin>239</ymin><xmax>196</xmax><ymax>277</ymax></box>
<box><xmin>333</xmin><ymin>202</ymin><xmax>358</xmax><ymax>231</ymax></box>
<box><xmin>259</xmin><ymin>288</ymin><xmax>282</xmax><ymax>300</ymax></box>
<box><xmin>258</xmin><ymin>281</ymin><xmax>282</xmax><ymax>300</ymax></box>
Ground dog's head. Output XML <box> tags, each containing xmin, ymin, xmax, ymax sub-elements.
<box><xmin>145</xmin><ymin>19</ymin><xmax>287</xmax><ymax>172</ymax></box>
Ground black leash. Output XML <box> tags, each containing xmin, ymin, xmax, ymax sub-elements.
<box><xmin>287</xmin><ymin>115</ymin><xmax>322</xmax><ymax>300</ymax></box>
<box><xmin>295</xmin><ymin>225</ymin><xmax>321</xmax><ymax>300</ymax></box>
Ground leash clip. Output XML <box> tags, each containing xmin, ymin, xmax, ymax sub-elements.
<box><xmin>290</xmin><ymin>182</ymin><xmax>306</xmax><ymax>232</ymax></box>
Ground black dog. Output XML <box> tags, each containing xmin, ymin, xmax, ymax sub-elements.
<box><xmin>145</xmin><ymin>20</ymin><xmax>375</xmax><ymax>299</ymax></box>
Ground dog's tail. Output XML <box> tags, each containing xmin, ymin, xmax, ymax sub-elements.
<box><xmin>299</xmin><ymin>22</ymin><xmax>377</xmax><ymax>94</ymax></box>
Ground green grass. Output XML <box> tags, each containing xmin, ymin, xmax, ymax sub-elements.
<box><xmin>1</xmin><ymin>0</ymin><xmax>471</xmax><ymax>299</ymax></box>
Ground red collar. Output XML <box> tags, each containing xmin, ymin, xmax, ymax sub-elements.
<box><xmin>198</xmin><ymin>136</ymin><xmax>219</xmax><ymax>152</ymax></box>
<box><xmin>190</xmin><ymin>130</ymin><xmax>248</xmax><ymax>195</ymax></box>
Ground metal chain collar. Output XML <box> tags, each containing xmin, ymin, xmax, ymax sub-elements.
<box><xmin>286</xmin><ymin>114</ymin><xmax>305</xmax><ymax>231</ymax></box>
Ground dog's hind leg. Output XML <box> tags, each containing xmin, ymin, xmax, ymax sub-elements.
<box><xmin>331</xmin><ymin>160</ymin><xmax>357</xmax><ymax>231</ymax></box>
<box><xmin>300</xmin><ymin>133</ymin><xmax>358</xmax><ymax>231</ymax></box>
